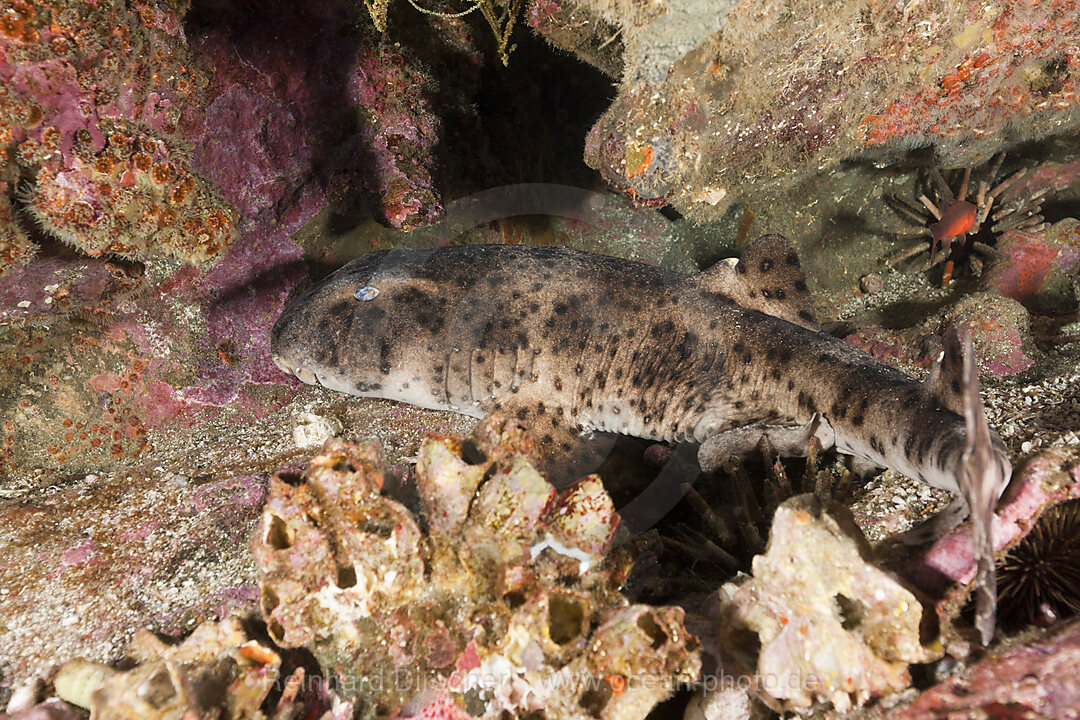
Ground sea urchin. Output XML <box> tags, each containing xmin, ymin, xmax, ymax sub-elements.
<box><xmin>997</xmin><ymin>500</ymin><xmax>1080</xmax><ymax>629</ymax></box>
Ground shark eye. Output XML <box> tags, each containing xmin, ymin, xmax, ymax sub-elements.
<box><xmin>354</xmin><ymin>286</ymin><xmax>379</xmax><ymax>301</ymax></box>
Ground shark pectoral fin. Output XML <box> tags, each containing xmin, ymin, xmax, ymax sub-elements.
<box><xmin>698</xmin><ymin>415</ymin><xmax>830</xmax><ymax>474</ymax></box>
<box><xmin>897</xmin><ymin>495</ymin><xmax>968</xmax><ymax>545</ymax></box>
<box><xmin>506</xmin><ymin>410</ymin><xmax>617</xmax><ymax>486</ymax></box>
<box><xmin>923</xmin><ymin>324</ymin><xmax>965</xmax><ymax>414</ymax></box>
<box><xmin>694</xmin><ymin>234</ymin><xmax>819</xmax><ymax>330</ymax></box>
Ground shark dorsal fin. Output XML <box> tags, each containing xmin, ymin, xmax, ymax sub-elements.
<box><xmin>695</xmin><ymin>234</ymin><xmax>819</xmax><ymax>330</ymax></box>
<box><xmin>924</xmin><ymin>325</ymin><xmax>965</xmax><ymax>415</ymax></box>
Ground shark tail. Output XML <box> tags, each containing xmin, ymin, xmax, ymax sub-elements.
<box><xmin>958</xmin><ymin>328</ymin><xmax>1009</xmax><ymax>645</ymax></box>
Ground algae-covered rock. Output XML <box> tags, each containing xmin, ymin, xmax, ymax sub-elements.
<box><xmin>713</xmin><ymin>495</ymin><xmax>937</xmax><ymax>714</ymax></box>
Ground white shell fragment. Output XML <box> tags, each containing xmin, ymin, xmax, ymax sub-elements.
<box><xmin>354</xmin><ymin>286</ymin><xmax>379</xmax><ymax>301</ymax></box>
<box><xmin>292</xmin><ymin>412</ymin><xmax>343</xmax><ymax>448</ymax></box>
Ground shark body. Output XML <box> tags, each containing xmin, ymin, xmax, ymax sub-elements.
<box><xmin>272</xmin><ymin>234</ymin><xmax>1012</xmax><ymax>642</ymax></box>
<box><xmin>272</xmin><ymin>235</ymin><xmax>1008</xmax><ymax>494</ymax></box>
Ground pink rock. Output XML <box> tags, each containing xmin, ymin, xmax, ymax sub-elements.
<box><xmin>984</xmin><ymin>219</ymin><xmax>1080</xmax><ymax>305</ymax></box>
<box><xmin>883</xmin><ymin>619</ymin><xmax>1080</xmax><ymax>719</ymax></box>
<box><xmin>903</xmin><ymin>449</ymin><xmax>1080</xmax><ymax>611</ymax></box>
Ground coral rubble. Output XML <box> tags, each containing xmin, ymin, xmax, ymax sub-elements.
<box><xmin>533</xmin><ymin>0</ymin><xmax>1080</xmax><ymax>220</ymax></box>
<box><xmin>253</xmin><ymin>415</ymin><xmax>701</xmax><ymax>719</ymax></box>
<box><xmin>709</xmin><ymin>495</ymin><xmax>936</xmax><ymax>715</ymax></box>
<box><xmin>0</xmin><ymin>0</ymin><xmax>238</xmax><ymax>270</ymax></box>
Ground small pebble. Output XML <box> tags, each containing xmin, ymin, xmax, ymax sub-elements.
<box><xmin>860</xmin><ymin>273</ymin><xmax>884</xmax><ymax>295</ymax></box>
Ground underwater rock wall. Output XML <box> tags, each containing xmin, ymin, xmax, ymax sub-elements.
<box><xmin>531</xmin><ymin>0</ymin><xmax>1080</xmax><ymax>219</ymax></box>
<box><xmin>0</xmin><ymin>0</ymin><xmax>238</xmax><ymax>268</ymax></box>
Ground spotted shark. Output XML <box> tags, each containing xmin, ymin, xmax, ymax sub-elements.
<box><xmin>270</xmin><ymin>234</ymin><xmax>1011</xmax><ymax>643</ymax></box>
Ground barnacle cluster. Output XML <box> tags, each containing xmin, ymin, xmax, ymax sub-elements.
<box><xmin>0</xmin><ymin>0</ymin><xmax>237</xmax><ymax>272</ymax></box>
<box><xmin>253</xmin><ymin>415</ymin><xmax>701</xmax><ymax>719</ymax></box>
<box><xmin>52</xmin><ymin>616</ymin><xmax>283</xmax><ymax>720</ymax></box>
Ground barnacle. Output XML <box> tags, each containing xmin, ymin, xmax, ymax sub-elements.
<box><xmin>885</xmin><ymin>153</ymin><xmax>1048</xmax><ymax>286</ymax></box>
<box><xmin>53</xmin><ymin>616</ymin><xmax>282</xmax><ymax>719</ymax></box>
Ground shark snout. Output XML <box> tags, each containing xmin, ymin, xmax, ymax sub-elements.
<box><xmin>270</xmin><ymin>307</ymin><xmax>321</xmax><ymax>386</ymax></box>
<box><xmin>271</xmin><ymin>353</ymin><xmax>319</xmax><ymax>386</ymax></box>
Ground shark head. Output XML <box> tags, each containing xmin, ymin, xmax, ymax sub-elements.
<box><xmin>271</xmin><ymin>250</ymin><xmax>405</xmax><ymax>395</ymax></box>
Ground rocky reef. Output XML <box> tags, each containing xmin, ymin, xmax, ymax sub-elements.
<box><xmin>253</xmin><ymin>415</ymin><xmax>701</xmax><ymax>719</ymax></box>
<box><xmin>0</xmin><ymin>0</ymin><xmax>238</xmax><ymax>268</ymax></box>
<box><xmin>1</xmin><ymin>1</ymin><xmax>1079</xmax><ymax>719</ymax></box>
<box><xmin>532</xmin><ymin>0</ymin><xmax>1080</xmax><ymax>220</ymax></box>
